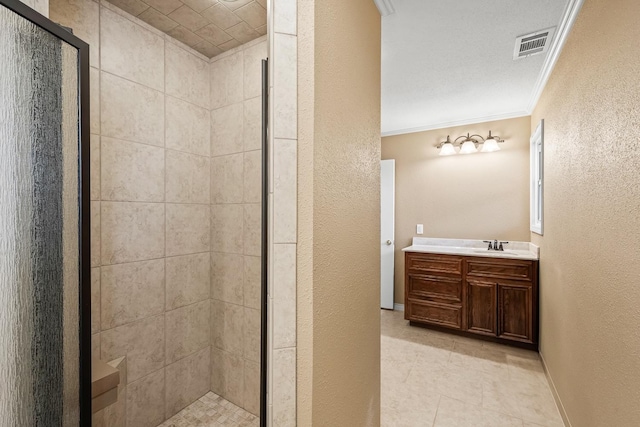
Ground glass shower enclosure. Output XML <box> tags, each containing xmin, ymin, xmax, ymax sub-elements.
<box><xmin>0</xmin><ymin>0</ymin><xmax>91</xmax><ymax>424</ymax></box>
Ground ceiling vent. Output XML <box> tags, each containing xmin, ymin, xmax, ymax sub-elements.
<box><xmin>513</xmin><ymin>27</ymin><xmax>556</xmax><ymax>60</ymax></box>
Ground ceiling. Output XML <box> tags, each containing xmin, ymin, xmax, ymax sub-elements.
<box><xmin>381</xmin><ymin>0</ymin><xmax>572</xmax><ymax>136</ymax></box>
<box><xmin>108</xmin><ymin>0</ymin><xmax>266</xmax><ymax>58</ymax></box>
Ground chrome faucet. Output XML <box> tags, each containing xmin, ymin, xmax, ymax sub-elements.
<box><xmin>483</xmin><ymin>240</ymin><xmax>509</xmax><ymax>251</ymax></box>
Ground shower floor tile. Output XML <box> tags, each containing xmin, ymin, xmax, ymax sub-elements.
<box><xmin>159</xmin><ymin>392</ymin><xmax>259</xmax><ymax>427</ymax></box>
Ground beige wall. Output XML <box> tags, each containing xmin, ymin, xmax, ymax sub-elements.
<box><xmin>531</xmin><ymin>0</ymin><xmax>640</xmax><ymax>425</ymax></box>
<box><xmin>209</xmin><ymin>38</ymin><xmax>266</xmax><ymax>417</ymax></box>
<box><xmin>297</xmin><ymin>0</ymin><xmax>382</xmax><ymax>425</ymax></box>
<box><xmin>382</xmin><ymin>116</ymin><xmax>531</xmax><ymax>303</ymax></box>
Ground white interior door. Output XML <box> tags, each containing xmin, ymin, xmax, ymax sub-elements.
<box><xmin>380</xmin><ymin>159</ymin><xmax>395</xmax><ymax>309</ymax></box>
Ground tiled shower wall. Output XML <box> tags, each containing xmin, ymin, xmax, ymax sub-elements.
<box><xmin>209</xmin><ymin>38</ymin><xmax>266</xmax><ymax>416</ymax></box>
<box><xmin>50</xmin><ymin>0</ymin><xmax>263</xmax><ymax>425</ymax></box>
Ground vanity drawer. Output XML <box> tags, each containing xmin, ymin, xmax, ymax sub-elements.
<box><xmin>466</xmin><ymin>258</ymin><xmax>533</xmax><ymax>281</ymax></box>
<box><xmin>406</xmin><ymin>253</ymin><xmax>462</xmax><ymax>276</ymax></box>
<box><xmin>407</xmin><ymin>274</ymin><xmax>462</xmax><ymax>303</ymax></box>
<box><xmin>407</xmin><ymin>299</ymin><xmax>462</xmax><ymax>330</ymax></box>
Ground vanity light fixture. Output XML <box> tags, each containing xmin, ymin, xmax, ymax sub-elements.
<box><xmin>436</xmin><ymin>131</ymin><xmax>505</xmax><ymax>156</ymax></box>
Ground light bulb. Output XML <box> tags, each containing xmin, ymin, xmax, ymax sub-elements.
<box><xmin>439</xmin><ymin>142</ymin><xmax>456</xmax><ymax>156</ymax></box>
<box><xmin>481</xmin><ymin>138</ymin><xmax>501</xmax><ymax>153</ymax></box>
<box><xmin>459</xmin><ymin>140</ymin><xmax>477</xmax><ymax>154</ymax></box>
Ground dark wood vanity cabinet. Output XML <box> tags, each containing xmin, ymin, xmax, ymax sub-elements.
<box><xmin>405</xmin><ymin>252</ymin><xmax>538</xmax><ymax>349</ymax></box>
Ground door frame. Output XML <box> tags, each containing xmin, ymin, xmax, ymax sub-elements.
<box><xmin>0</xmin><ymin>0</ymin><xmax>91</xmax><ymax>422</ymax></box>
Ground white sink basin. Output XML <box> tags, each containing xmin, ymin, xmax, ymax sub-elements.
<box><xmin>471</xmin><ymin>249</ymin><xmax>519</xmax><ymax>256</ymax></box>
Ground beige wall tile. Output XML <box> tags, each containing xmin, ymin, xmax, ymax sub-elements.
<box><xmin>91</xmin><ymin>267</ymin><xmax>100</xmax><ymax>334</ymax></box>
<box><xmin>101</xmin><ymin>259</ymin><xmax>165</xmax><ymax>329</ymax></box>
<box><xmin>105</xmin><ymin>0</ymin><xmax>149</xmax><ymax>16</ymax></box>
<box><xmin>91</xmin><ymin>201</ymin><xmax>100</xmax><ymax>268</ymax></box>
<box><xmin>273</xmin><ymin>33</ymin><xmax>297</xmax><ymax>139</ymax></box>
<box><xmin>167</xmin><ymin>5</ymin><xmax>210</xmax><ymax>32</ymax></box>
<box><xmin>90</xmin><ymin>68</ymin><xmax>100</xmax><ymax>134</ymax></box>
<box><xmin>167</xmin><ymin>26</ymin><xmax>202</xmax><ymax>48</ymax></box>
<box><xmin>165</xmin><ymin>96</ymin><xmax>210</xmax><ymax>156</ymax></box>
<box><xmin>211</xmin><ymin>153</ymin><xmax>244</xmax><ymax>203</ymax></box>
<box><xmin>166</xmin><ymin>203</ymin><xmax>211</xmax><ymax>256</ymax></box>
<box><xmin>243</xmin><ymin>96</ymin><xmax>261</xmax><ymax>151</ymax></box>
<box><xmin>219</xmin><ymin>39</ymin><xmax>241</xmax><ymax>52</ymax></box>
<box><xmin>273</xmin><ymin>347</ymin><xmax>296</xmax><ymax>426</ymax></box>
<box><xmin>244</xmin><ymin>360</ymin><xmax>260</xmax><ymax>416</ymax></box>
<box><xmin>101</xmin><ymin>72</ymin><xmax>164</xmax><ymax>147</ymax></box>
<box><xmin>242</xmin><ymin>40</ymin><xmax>266</xmax><ymax>102</ymax></box>
<box><xmin>195</xmin><ymin>23</ymin><xmax>233</xmax><ymax>46</ymax></box>
<box><xmin>226</xmin><ymin>22</ymin><xmax>259</xmax><ymax>44</ymax></box>
<box><xmin>165</xmin><ymin>42</ymin><xmax>210</xmax><ymax>109</ymax></box>
<box><xmin>101</xmin><ymin>137</ymin><xmax>165</xmax><ymax>202</ymax></box>
<box><xmin>211</xmin><ymin>102</ymin><xmax>244</xmax><ymax>156</ymax></box>
<box><xmin>243</xmin><ymin>203</ymin><xmax>261</xmax><ymax>256</ymax></box>
<box><xmin>243</xmin><ymin>255</ymin><xmax>261</xmax><ymax>310</ymax></box>
<box><xmin>100</xmin><ymin>8</ymin><xmax>165</xmax><ymax>91</ymax></box>
<box><xmin>243</xmin><ymin>307</ymin><xmax>260</xmax><ymax>363</ymax></box>
<box><xmin>144</xmin><ymin>0</ymin><xmax>181</xmax><ymax>15</ymax></box>
<box><xmin>193</xmin><ymin>41</ymin><xmax>222</xmax><ymax>58</ymax></box>
<box><xmin>210</xmin><ymin>300</ymin><xmax>243</xmax><ymax>354</ymax></box>
<box><xmin>166</xmin><ymin>150</ymin><xmax>210</xmax><ymax>204</ymax></box>
<box><xmin>101</xmin><ymin>202</ymin><xmax>165</xmax><ymax>265</ymax></box>
<box><xmin>211</xmin><ymin>204</ymin><xmax>243</xmax><ymax>254</ymax></box>
<box><xmin>90</xmin><ymin>134</ymin><xmax>100</xmax><ymax>201</ymax></box>
<box><xmin>210</xmin><ymin>52</ymin><xmax>243</xmax><ymax>109</ymax></box>
<box><xmin>92</xmin><ymin>333</ymin><xmax>101</xmax><ymax>360</ymax></box>
<box><xmin>243</xmin><ymin>149</ymin><xmax>261</xmax><ymax>203</ymax></box>
<box><xmin>138</xmin><ymin>7</ymin><xmax>179</xmax><ymax>33</ymax></box>
<box><xmin>210</xmin><ymin>347</ymin><xmax>244</xmax><ymax>407</ymax></box>
<box><xmin>165</xmin><ymin>300</ymin><xmax>211</xmax><ymax>363</ymax></box>
<box><xmin>234</xmin><ymin>2</ymin><xmax>266</xmax><ymax>29</ymax></box>
<box><xmin>166</xmin><ymin>253</ymin><xmax>210</xmax><ymax>310</ymax></box>
<box><xmin>165</xmin><ymin>347</ymin><xmax>211</xmax><ymax>418</ymax></box>
<box><xmin>211</xmin><ymin>252</ymin><xmax>243</xmax><ymax>305</ymax></box>
<box><xmin>126</xmin><ymin>369</ymin><xmax>165</xmax><ymax>427</ymax></box>
<box><xmin>181</xmin><ymin>0</ymin><xmax>213</xmax><ymax>13</ymax></box>
<box><xmin>273</xmin><ymin>138</ymin><xmax>297</xmax><ymax>243</ymax></box>
<box><xmin>101</xmin><ymin>314</ymin><xmax>164</xmax><ymax>383</ymax></box>
<box><xmin>273</xmin><ymin>244</ymin><xmax>296</xmax><ymax>349</ymax></box>
<box><xmin>273</xmin><ymin>0</ymin><xmax>296</xmax><ymax>35</ymax></box>
<box><xmin>200</xmin><ymin>3</ymin><xmax>241</xmax><ymax>30</ymax></box>
<box><xmin>218</xmin><ymin>0</ymin><xmax>251</xmax><ymax>11</ymax></box>
<box><xmin>49</xmin><ymin>0</ymin><xmax>100</xmax><ymax>66</ymax></box>
<box><xmin>93</xmin><ymin>381</ymin><xmax>125</xmax><ymax>427</ymax></box>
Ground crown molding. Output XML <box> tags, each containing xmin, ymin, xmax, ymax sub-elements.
<box><xmin>374</xmin><ymin>0</ymin><xmax>395</xmax><ymax>16</ymax></box>
<box><xmin>381</xmin><ymin>110</ymin><xmax>530</xmax><ymax>137</ymax></box>
<box><xmin>526</xmin><ymin>0</ymin><xmax>585</xmax><ymax>113</ymax></box>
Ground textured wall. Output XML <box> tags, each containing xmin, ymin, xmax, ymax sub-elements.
<box><xmin>297</xmin><ymin>0</ymin><xmax>382</xmax><ymax>425</ymax></box>
<box><xmin>531</xmin><ymin>0</ymin><xmax>640</xmax><ymax>425</ymax></box>
<box><xmin>382</xmin><ymin>116</ymin><xmax>531</xmax><ymax>303</ymax></box>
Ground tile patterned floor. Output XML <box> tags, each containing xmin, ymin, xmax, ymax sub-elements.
<box><xmin>381</xmin><ymin>309</ymin><xmax>564</xmax><ymax>427</ymax></box>
<box><xmin>159</xmin><ymin>392</ymin><xmax>259</xmax><ymax>427</ymax></box>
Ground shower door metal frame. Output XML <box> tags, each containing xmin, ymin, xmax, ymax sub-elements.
<box><xmin>260</xmin><ymin>58</ymin><xmax>269</xmax><ymax>427</ymax></box>
<box><xmin>0</xmin><ymin>0</ymin><xmax>91</xmax><ymax>424</ymax></box>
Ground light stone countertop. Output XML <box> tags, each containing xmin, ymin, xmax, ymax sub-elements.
<box><xmin>401</xmin><ymin>237</ymin><xmax>539</xmax><ymax>261</ymax></box>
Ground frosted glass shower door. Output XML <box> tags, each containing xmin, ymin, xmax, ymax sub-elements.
<box><xmin>0</xmin><ymin>0</ymin><xmax>91</xmax><ymax>425</ymax></box>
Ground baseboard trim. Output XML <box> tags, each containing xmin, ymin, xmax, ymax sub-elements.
<box><xmin>393</xmin><ymin>303</ymin><xmax>404</xmax><ymax>312</ymax></box>
<box><xmin>539</xmin><ymin>351</ymin><xmax>572</xmax><ymax>427</ymax></box>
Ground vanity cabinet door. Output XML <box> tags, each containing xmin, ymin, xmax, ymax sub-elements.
<box><xmin>466</xmin><ymin>279</ymin><xmax>497</xmax><ymax>336</ymax></box>
<box><xmin>498</xmin><ymin>282</ymin><xmax>532</xmax><ymax>343</ymax></box>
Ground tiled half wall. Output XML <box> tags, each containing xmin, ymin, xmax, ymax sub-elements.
<box><xmin>49</xmin><ymin>0</ymin><xmax>266</xmax><ymax>424</ymax></box>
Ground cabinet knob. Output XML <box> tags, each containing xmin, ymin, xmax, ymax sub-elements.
<box><xmin>386</xmin><ymin>240</ymin><xmax>392</xmax><ymax>245</ymax></box>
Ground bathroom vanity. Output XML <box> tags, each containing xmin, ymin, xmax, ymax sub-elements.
<box><xmin>403</xmin><ymin>238</ymin><xmax>539</xmax><ymax>350</ymax></box>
